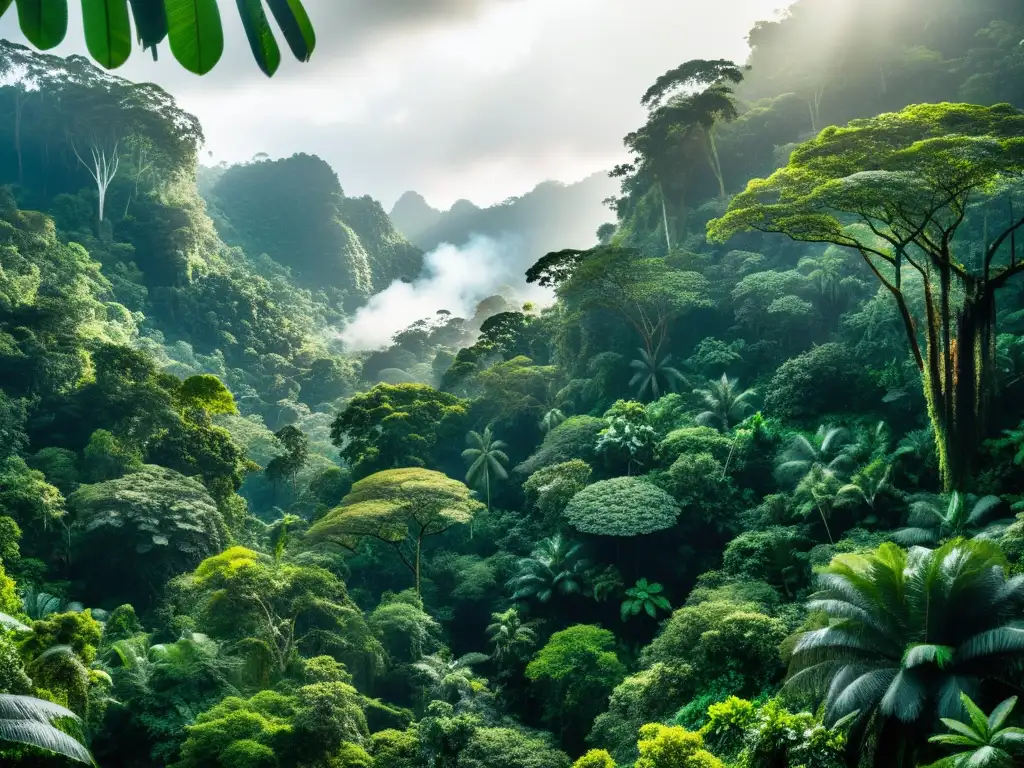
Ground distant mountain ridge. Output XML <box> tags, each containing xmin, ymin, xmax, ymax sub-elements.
<box><xmin>389</xmin><ymin>172</ymin><xmax>619</xmax><ymax>260</ymax></box>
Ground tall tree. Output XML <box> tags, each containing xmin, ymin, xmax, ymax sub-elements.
<box><xmin>265</xmin><ymin>425</ymin><xmax>310</xmax><ymax>501</ymax></box>
<box><xmin>305</xmin><ymin>468</ymin><xmax>482</xmax><ymax>595</ymax></box>
<box><xmin>640</xmin><ymin>59</ymin><xmax>746</xmax><ymax>200</ymax></box>
<box><xmin>710</xmin><ymin>102</ymin><xmax>1024</xmax><ymax>490</ymax></box>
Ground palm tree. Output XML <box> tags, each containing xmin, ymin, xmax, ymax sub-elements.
<box><xmin>463</xmin><ymin>427</ymin><xmax>509</xmax><ymax>512</ymax></box>
<box><xmin>413</xmin><ymin>652</ymin><xmax>490</xmax><ymax>702</ymax></box>
<box><xmin>0</xmin><ymin>694</ymin><xmax>92</xmax><ymax>763</ymax></box>
<box><xmin>928</xmin><ymin>693</ymin><xmax>1024</xmax><ymax>767</ymax></box>
<box><xmin>486</xmin><ymin>608</ymin><xmax>536</xmax><ymax>662</ymax></box>
<box><xmin>893</xmin><ymin>493</ymin><xmax>1011</xmax><ymax>547</ymax></box>
<box><xmin>630</xmin><ymin>347</ymin><xmax>687</xmax><ymax>401</ymax></box>
<box><xmin>507</xmin><ymin>534</ymin><xmax>588</xmax><ymax>606</ymax></box>
<box><xmin>775</xmin><ymin>425</ymin><xmax>856</xmax><ymax>486</ymax></box>
<box><xmin>786</xmin><ymin>540</ymin><xmax>1024</xmax><ymax>768</ymax></box>
<box><xmin>837</xmin><ymin>462</ymin><xmax>894</xmax><ymax>513</ymax></box>
<box><xmin>793</xmin><ymin>464</ymin><xmax>842</xmax><ymax>544</ymax></box>
<box><xmin>693</xmin><ymin>374</ymin><xmax>757</xmax><ymax>432</ymax></box>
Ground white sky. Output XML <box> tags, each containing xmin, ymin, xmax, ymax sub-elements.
<box><xmin>0</xmin><ymin>0</ymin><xmax>787</xmax><ymax>209</ymax></box>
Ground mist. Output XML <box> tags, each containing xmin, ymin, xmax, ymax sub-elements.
<box><xmin>340</xmin><ymin>234</ymin><xmax>553</xmax><ymax>351</ymax></box>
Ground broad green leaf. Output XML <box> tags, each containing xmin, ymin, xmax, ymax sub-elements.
<box><xmin>82</xmin><ymin>0</ymin><xmax>133</xmax><ymax>69</ymax></box>
<box><xmin>644</xmin><ymin>601</ymin><xmax>657</xmax><ymax>618</ymax></box>
<box><xmin>0</xmin><ymin>1</ymin><xmax>14</xmax><ymax>19</ymax></box>
<box><xmin>15</xmin><ymin>0</ymin><xmax>68</xmax><ymax>49</ymax></box>
<box><xmin>987</xmin><ymin>696</ymin><xmax>1017</xmax><ymax>733</ymax></box>
<box><xmin>165</xmin><ymin>0</ymin><xmax>223</xmax><ymax>75</ymax></box>
<box><xmin>936</xmin><ymin>718</ymin><xmax>985</xmax><ymax>744</ymax></box>
<box><xmin>129</xmin><ymin>0</ymin><xmax>167</xmax><ymax>55</ymax></box>
<box><xmin>265</xmin><ymin>0</ymin><xmax>314</xmax><ymax>61</ymax></box>
<box><xmin>236</xmin><ymin>0</ymin><xmax>280</xmax><ymax>76</ymax></box>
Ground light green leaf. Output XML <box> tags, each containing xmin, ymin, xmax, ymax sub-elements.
<box><xmin>15</xmin><ymin>0</ymin><xmax>69</xmax><ymax>49</ymax></box>
<box><xmin>987</xmin><ymin>696</ymin><xmax>1017</xmax><ymax>733</ymax></box>
<box><xmin>165</xmin><ymin>0</ymin><xmax>223</xmax><ymax>75</ymax></box>
<box><xmin>82</xmin><ymin>0</ymin><xmax>133</xmax><ymax>68</ymax></box>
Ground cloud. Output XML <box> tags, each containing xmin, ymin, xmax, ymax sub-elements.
<box><xmin>0</xmin><ymin>0</ymin><xmax>786</xmax><ymax>206</ymax></box>
<box><xmin>340</xmin><ymin>234</ymin><xmax>551</xmax><ymax>351</ymax></box>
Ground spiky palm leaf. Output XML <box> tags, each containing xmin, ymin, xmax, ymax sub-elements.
<box><xmin>928</xmin><ymin>692</ymin><xmax>1024</xmax><ymax>767</ymax></box>
<box><xmin>630</xmin><ymin>347</ymin><xmax>687</xmax><ymax>401</ymax></box>
<box><xmin>0</xmin><ymin>694</ymin><xmax>92</xmax><ymax>764</ymax></box>
<box><xmin>893</xmin><ymin>493</ymin><xmax>1010</xmax><ymax>547</ymax></box>
<box><xmin>507</xmin><ymin>534</ymin><xmax>588</xmax><ymax>605</ymax></box>
<box><xmin>787</xmin><ymin>539</ymin><xmax>1024</xmax><ymax>749</ymax></box>
<box><xmin>693</xmin><ymin>374</ymin><xmax>757</xmax><ymax>432</ymax></box>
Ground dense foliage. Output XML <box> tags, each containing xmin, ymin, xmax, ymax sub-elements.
<box><xmin>6</xmin><ymin>1</ymin><xmax>1024</xmax><ymax>767</ymax></box>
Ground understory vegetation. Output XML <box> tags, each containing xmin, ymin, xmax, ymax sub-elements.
<box><xmin>5</xmin><ymin>1</ymin><xmax>1024</xmax><ymax>766</ymax></box>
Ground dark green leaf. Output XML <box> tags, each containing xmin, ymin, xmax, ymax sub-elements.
<box><xmin>265</xmin><ymin>0</ymin><xmax>314</xmax><ymax>61</ymax></box>
<box><xmin>82</xmin><ymin>0</ymin><xmax>133</xmax><ymax>69</ymax></box>
<box><xmin>644</xmin><ymin>601</ymin><xmax>657</xmax><ymax>618</ymax></box>
<box><xmin>128</xmin><ymin>0</ymin><xmax>167</xmax><ymax>55</ymax></box>
<box><xmin>165</xmin><ymin>0</ymin><xmax>223</xmax><ymax>75</ymax></box>
<box><xmin>15</xmin><ymin>0</ymin><xmax>69</xmax><ymax>49</ymax></box>
<box><xmin>0</xmin><ymin>1</ymin><xmax>15</xmax><ymax>19</ymax></box>
<box><xmin>236</xmin><ymin>0</ymin><xmax>280</xmax><ymax>76</ymax></box>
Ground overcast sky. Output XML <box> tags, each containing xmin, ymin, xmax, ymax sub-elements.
<box><xmin>1</xmin><ymin>0</ymin><xmax>786</xmax><ymax>209</ymax></box>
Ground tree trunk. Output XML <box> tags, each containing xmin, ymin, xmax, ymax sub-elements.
<box><xmin>14</xmin><ymin>94</ymin><xmax>24</xmax><ymax>185</ymax></box>
<box><xmin>658</xmin><ymin>180</ymin><xmax>672</xmax><ymax>254</ymax></box>
<box><xmin>706</xmin><ymin>128</ymin><xmax>726</xmax><ymax>200</ymax></box>
<box><xmin>923</xmin><ymin>288</ymin><xmax>995</xmax><ymax>491</ymax></box>
<box><xmin>415</xmin><ymin>532</ymin><xmax>423</xmax><ymax>596</ymax></box>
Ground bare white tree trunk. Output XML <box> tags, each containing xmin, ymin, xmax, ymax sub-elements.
<box><xmin>72</xmin><ymin>140</ymin><xmax>120</xmax><ymax>221</ymax></box>
<box><xmin>658</xmin><ymin>179</ymin><xmax>672</xmax><ymax>254</ymax></box>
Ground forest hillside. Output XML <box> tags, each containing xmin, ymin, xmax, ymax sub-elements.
<box><xmin>2</xmin><ymin>0</ymin><xmax>1024</xmax><ymax>767</ymax></box>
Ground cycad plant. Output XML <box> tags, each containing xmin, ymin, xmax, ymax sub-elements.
<box><xmin>693</xmin><ymin>374</ymin><xmax>757</xmax><ymax>432</ymax></box>
<box><xmin>485</xmin><ymin>608</ymin><xmax>536</xmax><ymax>662</ymax></box>
<box><xmin>786</xmin><ymin>540</ymin><xmax>1024</xmax><ymax>768</ymax></box>
<box><xmin>927</xmin><ymin>692</ymin><xmax>1024</xmax><ymax>767</ymax></box>
<box><xmin>893</xmin><ymin>493</ymin><xmax>1011</xmax><ymax>547</ymax></box>
<box><xmin>630</xmin><ymin>347</ymin><xmax>687</xmax><ymax>401</ymax></box>
<box><xmin>507</xmin><ymin>534</ymin><xmax>588</xmax><ymax>606</ymax></box>
<box><xmin>620</xmin><ymin>579</ymin><xmax>671</xmax><ymax>621</ymax></box>
<box><xmin>463</xmin><ymin>427</ymin><xmax>510</xmax><ymax>512</ymax></box>
<box><xmin>0</xmin><ymin>694</ymin><xmax>92</xmax><ymax>764</ymax></box>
